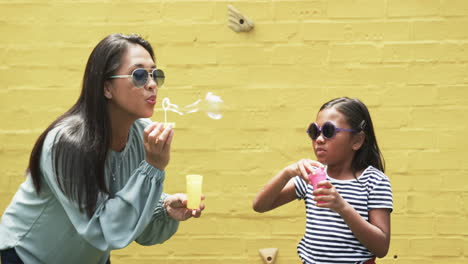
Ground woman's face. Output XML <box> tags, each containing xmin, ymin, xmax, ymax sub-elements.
<box><xmin>313</xmin><ymin>107</ymin><xmax>357</xmax><ymax>166</ymax></box>
<box><xmin>105</xmin><ymin>43</ymin><xmax>158</xmax><ymax>120</ymax></box>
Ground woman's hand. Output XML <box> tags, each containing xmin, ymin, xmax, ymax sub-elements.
<box><xmin>313</xmin><ymin>181</ymin><xmax>349</xmax><ymax>213</ymax></box>
<box><xmin>284</xmin><ymin>159</ymin><xmax>324</xmax><ymax>184</ymax></box>
<box><xmin>164</xmin><ymin>193</ymin><xmax>205</xmax><ymax>221</ymax></box>
<box><xmin>143</xmin><ymin>122</ymin><xmax>174</xmax><ymax>171</ymax></box>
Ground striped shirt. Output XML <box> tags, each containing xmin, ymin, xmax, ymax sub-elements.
<box><xmin>294</xmin><ymin>166</ymin><xmax>393</xmax><ymax>264</ymax></box>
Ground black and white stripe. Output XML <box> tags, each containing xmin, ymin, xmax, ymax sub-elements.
<box><xmin>294</xmin><ymin>166</ymin><xmax>393</xmax><ymax>264</ymax></box>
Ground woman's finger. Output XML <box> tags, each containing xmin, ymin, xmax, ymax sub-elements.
<box><xmin>148</xmin><ymin>123</ymin><xmax>164</xmax><ymax>146</ymax></box>
<box><xmin>163</xmin><ymin>129</ymin><xmax>174</xmax><ymax>151</ymax></box>
<box><xmin>143</xmin><ymin>122</ymin><xmax>159</xmax><ymax>144</ymax></box>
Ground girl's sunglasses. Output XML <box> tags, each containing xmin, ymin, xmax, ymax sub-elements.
<box><xmin>109</xmin><ymin>68</ymin><xmax>165</xmax><ymax>88</ymax></box>
<box><xmin>307</xmin><ymin>121</ymin><xmax>357</xmax><ymax>140</ymax></box>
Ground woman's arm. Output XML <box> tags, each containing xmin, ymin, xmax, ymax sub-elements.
<box><xmin>135</xmin><ymin>193</ymin><xmax>179</xmax><ymax>246</ymax></box>
<box><xmin>40</xmin><ymin>124</ymin><xmax>173</xmax><ymax>251</ymax></box>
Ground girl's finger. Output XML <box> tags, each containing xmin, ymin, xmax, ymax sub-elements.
<box><xmin>298</xmin><ymin>160</ymin><xmax>309</xmax><ymax>178</ymax></box>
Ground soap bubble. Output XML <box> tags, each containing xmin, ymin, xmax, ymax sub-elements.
<box><xmin>161</xmin><ymin>92</ymin><xmax>224</xmax><ymax>123</ymax></box>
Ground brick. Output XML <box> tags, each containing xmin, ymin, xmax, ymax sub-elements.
<box><xmin>152</xmin><ymin>25</ymin><xmax>199</xmax><ymax>44</ymax></box>
<box><xmin>407</xmin><ymin>193</ymin><xmax>435</xmax><ymax>214</ymax></box>
<box><xmin>2</xmin><ymin>46</ymin><xmax>90</xmax><ymax>67</ymax></box>
<box><xmin>387</xmin><ymin>238</ymin><xmax>410</xmax><ymax>259</ymax></box>
<box><xmin>407</xmin><ymin>151</ymin><xmax>444</xmax><ymax>171</ymax></box>
<box><xmin>388</xmin><ymin>0</ymin><xmax>439</xmax><ymax>17</ymax></box>
<box><xmin>440</xmin><ymin>0</ymin><xmax>468</xmax><ymax>16</ymax></box>
<box><xmin>302</xmin><ymin>22</ymin><xmax>347</xmax><ymax>41</ymax></box>
<box><xmin>382</xmin><ymin>44</ymin><xmax>413</xmax><ymax>62</ymax></box>
<box><xmin>189</xmin><ymin>65</ymin><xmax>251</xmax><ymax>87</ymax></box>
<box><xmin>328</xmin><ymin>0</ymin><xmax>385</xmax><ymax>18</ymax></box>
<box><xmin>213</xmin><ymin>1</ymin><xmax>273</xmax><ymax>23</ymax></box>
<box><xmin>408</xmin><ymin>172</ymin><xmax>444</xmax><ymax>191</ymax></box>
<box><xmin>381</xmin><ymin>42</ymin><xmax>461</xmax><ymax>63</ymax></box>
<box><xmin>372</xmin><ymin>107</ymin><xmax>411</xmax><ymax>129</ymax></box>
<box><xmin>441</xmin><ymin>172</ymin><xmax>468</xmax><ymax>191</ymax></box>
<box><xmin>270</xmin><ymin>43</ymin><xmax>328</xmax><ymax>65</ymax></box>
<box><xmin>465</xmin><ymin>238</ymin><xmax>468</xmax><ymax>257</ymax></box>
<box><xmin>196</xmin><ymin>23</ymin><xmax>247</xmax><ymax>43</ymax></box>
<box><xmin>413</xmin><ymin>19</ymin><xmax>468</xmax><ymax>40</ymax></box>
<box><xmin>393</xmin><ymin>215</ymin><xmax>434</xmax><ymax>235</ymax></box>
<box><xmin>392</xmin><ymin>192</ymin><xmax>407</xmax><ymax>213</ymax></box>
<box><xmin>409</xmin><ymin>238</ymin><xmax>463</xmax><ymax>257</ymax></box>
<box><xmin>160</xmin><ymin>45</ymin><xmax>217</xmax><ymax>65</ymax></box>
<box><xmin>161</xmin><ymin>1</ymin><xmax>215</xmax><ymax>22</ymax></box>
<box><xmin>409</xmin><ymin>106</ymin><xmax>467</xmax><ymax>130</ymax></box>
<box><xmin>330</xmin><ymin>44</ymin><xmax>381</xmax><ymax>63</ymax></box>
<box><xmin>437</xmin><ymin>130</ymin><xmax>468</xmax><ymax>150</ymax></box>
<box><xmin>437</xmin><ymin>85</ymin><xmax>468</xmax><ymax>105</ymax></box>
<box><xmin>435</xmin><ymin>216</ymin><xmax>468</xmax><ymax>235</ymax></box>
<box><xmin>408</xmin><ymin>63</ymin><xmax>468</xmax><ymax>85</ymax></box>
<box><xmin>383</xmin><ymin>129</ymin><xmax>436</xmax><ymax>150</ymax></box>
<box><xmin>216</xmin><ymin>45</ymin><xmax>270</xmax><ymax>65</ymax></box>
<box><xmin>411</xmin><ymin>43</ymin><xmax>441</xmax><ymax>62</ymax></box>
<box><xmin>251</xmin><ymin>23</ymin><xmax>300</xmax><ymax>43</ymax></box>
<box><xmin>273</xmin><ymin>1</ymin><xmax>327</xmax><ymax>20</ymax></box>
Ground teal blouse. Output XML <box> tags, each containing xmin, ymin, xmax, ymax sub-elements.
<box><xmin>0</xmin><ymin>118</ymin><xmax>179</xmax><ymax>263</ymax></box>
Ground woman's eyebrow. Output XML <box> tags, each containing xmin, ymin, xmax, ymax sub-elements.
<box><xmin>132</xmin><ymin>63</ymin><xmax>156</xmax><ymax>69</ymax></box>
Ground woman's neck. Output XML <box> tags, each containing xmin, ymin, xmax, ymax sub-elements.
<box><xmin>108</xmin><ymin>107</ymin><xmax>136</xmax><ymax>152</ymax></box>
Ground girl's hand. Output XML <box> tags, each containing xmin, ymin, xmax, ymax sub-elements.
<box><xmin>164</xmin><ymin>193</ymin><xmax>205</xmax><ymax>221</ymax></box>
<box><xmin>313</xmin><ymin>181</ymin><xmax>349</xmax><ymax>213</ymax></box>
<box><xmin>285</xmin><ymin>159</ymin><xmax>324</xmax><ymax>183</ymax></box>
<box><xmin>143</xmin><ymin>122</ymin><xmax>174</xmax><ymax>171</ymax></box>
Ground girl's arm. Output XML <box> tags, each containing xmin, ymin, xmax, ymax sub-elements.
<box><xmin>253</xmin><ymin>159</ymin><xmax>323</xmax><ymax>213</ymax></box>
<box><xmin>252</xmin><ymin>167</ymin><xmax>296</xmax><ymax>213</ymax></box>
<box><xmin>314</xmin><ymin>182</ymin><xmax>391</xmax><ymax>258</ymax></box>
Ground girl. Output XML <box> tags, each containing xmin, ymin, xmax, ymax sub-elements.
<box><xmin>253</xmin><ymin>97</ymin><xmax>392</xmax><ymax>264</ymax></box>
<box><xmin>0</xmin><ymin>33</ymin><xmax>204</xmax><ymax>264</ymax></box>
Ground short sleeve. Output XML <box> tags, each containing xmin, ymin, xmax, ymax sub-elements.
<box><xmin>294</xmin><ymin>176</ymin><xmax>308</xmax><ymax>200</ymax></box>
<box><xmin>368</xmin><ymin>174</ymin><xmax>393</xmax><ymax>212</ymax></box>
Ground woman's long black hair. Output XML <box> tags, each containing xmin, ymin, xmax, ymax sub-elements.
<box><xmin>27</xmin><ymin>33</ymin><xmax>155</xmax><ymax>218</ymax></box>
<box><xmin>320</xmin><ymin>97</ymin><xmax>385</xmax><ymax>173</ymax></box>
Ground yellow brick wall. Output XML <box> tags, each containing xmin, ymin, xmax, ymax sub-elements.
<box><xmin>1</xmin><ymin>1</ymin><xmax>468</xmax><ymax>263</ymax></box>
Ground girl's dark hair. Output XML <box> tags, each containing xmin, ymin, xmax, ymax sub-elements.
<box><xmin>28</xmin><ymin>33</ymin><xmax>155</xmax><ymax>217</ymax></box>
<box><xmin>320</xmin><ymin>97</ymin><xmax>385</xmax><ymax>173</ymax></box>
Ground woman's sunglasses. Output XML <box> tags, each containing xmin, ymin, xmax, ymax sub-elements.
<box><xmin>307</xmin><ymin>121</ymin><xmax>357</xmax><ymax>140</ymax></box>
<box><xmin>109</xmin><ymin>68</ymin><xmax>165</xmax><ymax>88</ymax></box>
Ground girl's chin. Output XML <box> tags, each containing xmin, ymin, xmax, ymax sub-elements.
<box><xmin>316</xmin><ymin>157</ymin><xmax>327</xmax><ymax>164</ymax></box>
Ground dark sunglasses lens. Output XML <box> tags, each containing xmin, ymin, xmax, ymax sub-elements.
<box><xmin>132</xmin><ymin>69</ymin><xmax>148</xmax><ymax>87</ymax></box>
<box><xmin>322</xmin><ymin>123</ymin><xmax>336</xmax><ymax>139</ymax></box>
<box><xmin>153</xmin><ymin>69</ymin><xmax>165</xmax><ymax>87</ymax></box>
<box><xmin>308</xmin><ymin>123</ymin><xmax>319</xmax><ymax>140</ymax></box>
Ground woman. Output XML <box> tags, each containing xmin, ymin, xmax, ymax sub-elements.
<box><xmin>0</xmin><ymin>33</ymin><xmax>204</xmax><ymax>264</ymax></box>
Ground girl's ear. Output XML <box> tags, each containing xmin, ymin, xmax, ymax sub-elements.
<box><xmin>352</xmin><ymin>132</ymin><xmax>365</xmax><ymax>151</ymax></box>
<box><xmin>104</xmin><ymin>81</ymin><xmax>113</xmax><ymax>99</ymax></box>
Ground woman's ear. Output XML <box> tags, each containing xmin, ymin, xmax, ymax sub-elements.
<box><xmin>104</xmin><ymin>81</ymin><xmax>113</xmax><ymax>99</ymax></box>
<box><xmin>352</xmin><ymin>132</ymin><xmax>365</xmax><ymax>151</ymax></box>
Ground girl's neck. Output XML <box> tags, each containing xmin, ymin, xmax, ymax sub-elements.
<box><xmin>326</xmin><ymin>160</ymin><xmax>358</xmax><ymax>180</ymax></box>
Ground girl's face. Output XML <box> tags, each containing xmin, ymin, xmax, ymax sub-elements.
<box><xmin>105</xmin><ymin>44</ymin><xmax>158</xmax><ymax>120</ymax></box>
<box><xmin>313</xmin><ymin>107</ymin><xmax>359</xmax><ymax>167</ymax></box>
